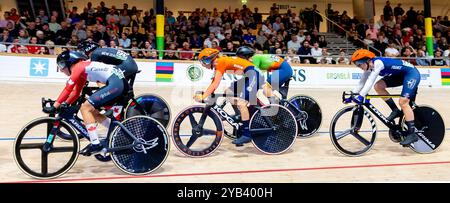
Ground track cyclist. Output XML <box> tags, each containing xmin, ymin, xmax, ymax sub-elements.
<box><xmin>77</xmin><ymin>40</ymin><xmax>138</xmax><ymax>84</ymax></box>
<box><xmin>235</xmin><ymin>46</ymin><xmax>293</xmax><ymax>102</ymax></box>
<box><xmin>44</xmin><ymin>50</ymin><xmax>129</xmax><ymax>155</ymax></box>
<box><xmin>348</xmin><ymin>49</ymin><xmax>421</xmax><ymax>146</ymax></box>
<box><xmin>194</xmin><ymin>48</ymin><xmax>264</xmax><ymax>146</ymax></box>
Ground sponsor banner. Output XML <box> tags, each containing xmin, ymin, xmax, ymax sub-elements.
<box><xmin>0</xmin><ymin>55</ymin><xmax>446</xmax><ymax>88</ymax></box>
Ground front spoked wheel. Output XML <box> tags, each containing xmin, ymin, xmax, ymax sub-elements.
<box><xmin>171</xmin><ymin>106</ymin><xmax>224</xmax><ymax>157</ymax></box>
<box><xmin>110</xmin><ymin>116</ymin><xmax>169</xmax><ymax>175</ymax></box>
<box><xmin>14</xmin><ymin>117</ymin><xmax>79</xmax><ymax>179</ymax></box>
<box><xmin>250</xmin><ymin>104</ymin><xmax>297</xmax><ymax>155</ymax></box>
<box><xmin>286</xmin><ymin>95</ymin><xmax>322</xmax><ymax>138</ymax></box>
<box><xmin>330</xmin><ymin>105</ymin><xmax>377</xmax><ymax>156</ymax></box>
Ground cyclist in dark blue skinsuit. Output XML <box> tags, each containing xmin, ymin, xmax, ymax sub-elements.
<box><xmin>78</xmin><ymin>41</ymin><xmax>139</xmax><ymax>83</ymax></box>
<box><xmin>349</xmin><ymin>49</ymin><xmax>421</xmax><ymax>146</ymax></box>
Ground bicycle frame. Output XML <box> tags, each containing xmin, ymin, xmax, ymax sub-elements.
<box><xmin>198</xmin><ymin>93</ymin><xmax>276</xmax><ymax>135</ymax></box>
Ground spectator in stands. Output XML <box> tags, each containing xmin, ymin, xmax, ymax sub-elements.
<box><xmin>211</xmin><ymin>40</ymin><xmax>222</xmax><ymax>51</ymax></box>
<box><xmin>36</xmin><ymin>31</ymin><xmax>46</xmax><ymax>44</ymax></box>
<box><xmin>163</xmin><ymin>49</ymin><xmax>179</xmax><ymax>60</ymax></box>
<box><xmin>402</xmin><ymin>46</ymin><xmax>417</xmax><ymax>65</ymax></box>
<box><xmin>222</xmin><ymin>42</ymin><xmax>236</xmax><ymax>53</ymax></box>
<box><xmin>17</xmin><ymin>29</ymin><xmax>30</xmax><ymax>44</ymax></box>
<box><xmin>385</xmin><ymin>40</ymin><xmax>400</xmax><ymax>57</ymax></box>
<box><xmin>242</xmin><ymin>28</ymin><xmax>256</xmax><ymax>46</ymax></box>
<box><xmin>318</xmin><ymin>35</ymin><xmax>327</xmax><ymax>48</ymax></box>
<box><xmin>373</xmin><ymin>35</ymin><xmax>388</xmax><ymax>55</ymax></box>
<box><xmin>431</xmin><ymin>50</ymin><xmax>447</xmax><ymax>66</ymax></box>
<box><xmin>203</xmin><ymin>32</ymin><xmax>220</xmax><ymax>48</ymax></box>
<box><xmin>179</xmin><ymin>42</ymin><xmax>194</xmax><ymax>60</ymax></box>
<box><xmin>311</xmin><ymin>42</ymin><xmax>323</xmax><ymax>62</ymax></box>
<box><xmin>48</xmin><ymin>16</ymin><xmax>61</xmax><ymax>33</ymax></box>
<box><xmin>337</xmin><ymin>49</ymin><xmax>350</xmax><ymax>65</ymax></box>
<box><xmin>26</xmin><ymin>37</ymin><xmax>40</xmax><ymax>54</ymax></box>
<box><xmin>287</xmin><ymin>34</ymin><xmax>301</xmax><ymax>51</ymax></box>
<box><xmin>383</xmin><ymin>1</ymin><xmax>393</xmax><ymax>21</ymax></box>
<box><xmin>297</xmin><ymin>40</ymin><xmax>312</xmax><ymax>63</ymax></box>
<box><xmin>415</xmin><ymin>49</ymin><xmax>429</xmax><ymax>66</ymax></box>
<box><xmin>0</xmin><ymin>30</ymin><xmax>14</xmax><ymax>43</ymax></box>
<box><xmin>119</xmin><ymin>33</ymin><xmax>131</xmax><ymax>48</ymax></box>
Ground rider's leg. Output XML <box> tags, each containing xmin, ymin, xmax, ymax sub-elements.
<box><xmin>399</xmin><ymin>71</ymin><xmax>421</xmax><ymax>146</ymax></box>
<box><xmin>399</xmin><ymin>97</ymin><xmax>418</xmax><ymax>145</ymax></box>
<box><xmin>226</xmin><ymin>81</ymin><xmax>243</xmax><ymax>118</ymax></box>
<box><xmin>232</xmin><ymin>67</ymin><xmax>262</xmax><ymax>145</ymax></box>
<box><xmin>375</xmin><ymin>78</ymin><xmax>401</xmax><ymax>121</ymax></box>
<box><xmin>80</xmin><ymin>101</ymin><xmax>103</xmax><ymax>154</ymax></box>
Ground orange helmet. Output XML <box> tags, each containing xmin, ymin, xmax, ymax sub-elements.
<box><xmin>351</xmin><ymin>49</ymin><xmax>376</xmax><ymax>65</ymax></box>
<box><xmin>198</xmin><ymin>48</ymin><xmax>220</xmax><ymax>66</ymax></box>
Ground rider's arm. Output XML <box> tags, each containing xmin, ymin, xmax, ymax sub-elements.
<box><xmin>352</xmin><ymin>71</ymin><xmax>370</xmax><ymax>93</ymax></box>
<box><xmin>55</xmin><ymin>64</ymin><xmax>87</xmax><ymax>106</ymax></box>
<box><xmin>202</xmin><ymin>70</ymin><xmax>223</xmax><ymax>99</ymax></box>
<box><xmin>358</xmin><ymin>60</ymin><xmax>384</xmax><ymax>97</ymax></box>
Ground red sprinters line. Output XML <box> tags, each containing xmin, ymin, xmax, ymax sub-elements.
<box><xmin>6</xmin><ymin>161</ymin><xmax>450</xmax><ymax>183</ymax></box>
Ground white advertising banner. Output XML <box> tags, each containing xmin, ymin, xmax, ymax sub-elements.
<box><xmin>0</xmin><ymin>55</ymin><xmax>445</xmax><ymax>89</ymax></box>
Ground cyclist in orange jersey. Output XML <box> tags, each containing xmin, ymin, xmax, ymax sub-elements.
<box><xmin>194</xmin><ymin>48</ymin><xmax>264</xmax><ymax>146</ymax></box>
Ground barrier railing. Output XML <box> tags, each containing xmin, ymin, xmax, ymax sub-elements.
<box><xmin>1</xmin><ymin>42</ymin><xmax>448</xmax><ymax>65</ymax></box>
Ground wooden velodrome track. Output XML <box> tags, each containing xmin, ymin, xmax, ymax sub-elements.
<box><xmin>0</xmin><ymin>82</ymin><xmax>449</xmax><ymax>183</ymax></box>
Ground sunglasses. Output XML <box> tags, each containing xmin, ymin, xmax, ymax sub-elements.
<box><xmin>354</xmin><ymin>59</ymin><xmax>368</xmax><ymax>66</ymax></box>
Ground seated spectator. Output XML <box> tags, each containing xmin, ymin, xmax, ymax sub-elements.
<box><xmin>36</xmin><ymin>31</ymin><xmax>46</xmax><ymax>44</ymax></box>
<box><xmin>311</xmin><ymin>42</ymin><xmax>323</xmax><ymax>58</ymax></box>
<box><xmin>222</xmin><ymin>41</ymin><xmax>236</xmax><ymax>54</ymax></box>
<box><xmin>337</xmin><ymin>49</ymin><xmax>350</xmax><ymax>65</ymax></box>
<box><xmin>179</xmin><ymin>42</ymin><xmax>194</xmax><ymax>60</ymax></box>
<box><xmin>269</xmin><ymin>41</ymin><xmax>282</xmax><ymax>54</ymax></box>
<box><xmin>402</xmin><ymin>46</ymin><xmax>417</xmax><ymax>65</ymax></box>
<box><xmin>163</xmin><ymin>50</ymin><xmax>179</xmax><ymax>60</ymax></box>
<box><xmin>431</xmin><ymin>50</ymin><xmax>447</xmax><ymax>66</ymax></box>
<box><xmin>297</xmin><ymin>40</ymin><xmax>312</xmax><ymax>63</ymax></box>
<box><xmin>285</xmin><ymin>48</ymin><xmax>300</xmax><ymax>63</ymax></box>
<box><xmin>98</xmin><ymin>39</ymin><xmax>107</xmax><ymax>48</ymax></box>
<box><xmin>203</xmin><ymin>32</ymin><xmax>220</xmax><ymax>48</ymax></box>
<box><xmin>18</xmin><ymin>29</ymin><xmax>30</xmax><ymax>44</ymax></box>
<box><xmin>0</xmin><ymin>30</ymin><xmax>14</xmax><ymax>43</ymax></box>
<box><xmin>45</xmin><ymin>40</ymin><xmax>55</xmax><ymax>55</ymax></box>
<box><xmin>242</xmin><ymin>28</ymin><xmax>256</xmax><ymax>46</ymax></box>
<box><xmin>287</xmin><ymin>34</ymin><xmax>301</xmax><ymax>51</ymax></box>
<box><xmin>211</xmin><ymin>40</ymin><xmax>222</xmax><ymax>51</ymax></box>
<box><xmin>36</xmin><ymin>46</ymin><xmax>50</xmax><ymax>55</ymax></box>
<box><xmin>119</xmin><ymin>33</ymin><xmax>131</xmax><ymax>48</ymax></box>
<box><xmin>415</xmin><ymin>49</ymin><xmax>430</xmax><ymax>66</ymax></box>
<box><xmin>385</xmin><ymin>40</ymin><xmax>400</xmax><ymax>57</ymax></box>
<box><xmin>318</xmin><ymin>35</ymin><xmax>327</xmax><ymax>48</ymax></box>
<box><xmin>26</xmin><ymin>37</ymin><xmax>40</xmax><ymax>54</ymax></box>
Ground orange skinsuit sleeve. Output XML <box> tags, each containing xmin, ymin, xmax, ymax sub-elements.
<box><xmin>202</xmin><ymin>70</ymin><xmax>223</xmax><ymax>99</ymax></box>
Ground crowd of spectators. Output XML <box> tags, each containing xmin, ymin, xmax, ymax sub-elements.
<box><xmin>327</xmin><ymin>1</ymin><xmax>450</xmax><ymax>66</ymax></box>
<box><xmin>0</xmin><ymin>1</ymin><xmax>449</xmax><ymax>65</ymax></box>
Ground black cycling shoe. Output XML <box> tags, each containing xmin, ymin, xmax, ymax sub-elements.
<box><xmin>400</xmin><ymin>133</ymin><xmax>419</xmax><ymax>146</ymax></box>
<box><xmin>232</xmin><ymin>136</ymin><xmax>252</xmax><ymax>147</ymax></box>
<box><xmin>387</xmin><ymin>109</ymin><xmax>403</xmax><ymax>122</ymax></box>
<box><xmin>79</xmin><ymin>143</ymin><xmax>103</xmax><ymax>156</ymax></box>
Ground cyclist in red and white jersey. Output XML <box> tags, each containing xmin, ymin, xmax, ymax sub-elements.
<box><xmin>44</xmin><ymin>50</ymin><xmax>129</xmax><ymax>155</ymax></box>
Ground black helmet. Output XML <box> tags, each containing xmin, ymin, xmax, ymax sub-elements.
<box><xmin>77</xmin><ymin>40</ymin><xmax>99</xmax><ymax>55</ymax></box>
<box><xmin>236</xmin><ymin>46</ymin><xmax>255</xmax><ymax>59</ymax></box>
<box><xmin>57</xmin><ymin>50</ymin><xmax>88</xmax><ymax>73</ymax></box>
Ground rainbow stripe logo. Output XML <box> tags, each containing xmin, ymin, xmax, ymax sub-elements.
<box><xmin>156</xmin><ymin>62</ymin><xmax>174</xmax><ymax>82</ymax></box>
<box><xmin>441</xmin><ymin>68</ymin><xmax>450</xmax><ymax>86</ymax></box>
